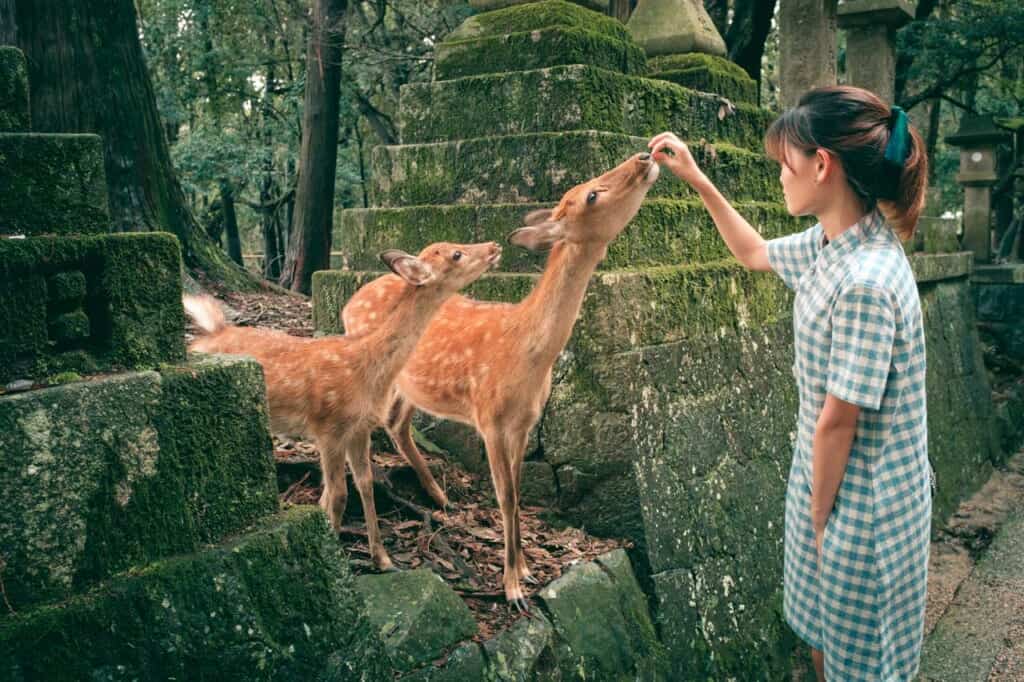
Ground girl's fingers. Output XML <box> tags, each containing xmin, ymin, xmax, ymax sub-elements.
<box><xmin>647</xmin><ymin>131</ymin><xmax>679</xmax><ymax>149</ymax></box>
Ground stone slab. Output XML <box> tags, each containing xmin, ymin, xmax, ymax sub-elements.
<box><xmin>0</xmin><ymin>506</ymin><xmax>387</xmax><ymax>681</ymax></box>
<box><xmin>0</xmin><ymin>47</ymin><xmax>30</xmax><ymax>132</ymax></box>
<box><xmin>0</xmin><ymin>232</ymin><xmax>186</xmax><ymax>384</ymax></box>
<box><xmin>910</xmin><ymin>252</ymin><xmax>973</xmax><ymax>283</ymax></box>
<box><xmin>920</xmin><ymin>511</ymin><xmax>1024</xmax><ymax>681</ymax></box>
<box><xmin>625</xmin><ymin>0</ymin><xmax>727</xmax><ymax>57</ymax></box>
<box><xmin>470</xmin><ymin>0</ymin><xmax>609</xmax><ymax>11</ymax></box>
<box><xmin>435</xmin><ymin>26</ymin><xmax>646</xmax><ymax>81</ymax></box>
<box><xmin>328</xmin><ymin>199</ymin><xmax>802</xmax><ymax>276</ymax></box>
<box><xmin>370</xmin><ymin>132</ymin><xmax>780</xmax><ymax>207</ymax></box>
<box><xmin>0</xmin><ymin>132</ymin><xmax>109</xmax><ymax>235</ymax></box>
<box><xmin>399</xmin><ymin>64</ymin><xmax>773</xmax><ymax>150</ymax></box>
<box><xmin>972</xmin><ymin>263</ymin><xmax>1024</xmax><ymax>284</ymax></box>
<box><xmin>0</xmin><ymin>354</ymin><xmax>278</xmax><ymax>611</ymax></box>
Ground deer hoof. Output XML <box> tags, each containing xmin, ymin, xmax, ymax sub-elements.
<box><xmin>523</xmin><ymin>573</ymin><xmax>539</xmax><ymax>585</ymax></box>
<box><xmin>511</xmin><ymin>596</ymin><xmax>530</xmax><ymax>613</ymax></box>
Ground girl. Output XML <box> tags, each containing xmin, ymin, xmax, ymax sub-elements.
<box><xmin>649</xmin><ymin>85</ymin><xmax>931</xmax><ymax>681</ymax></box>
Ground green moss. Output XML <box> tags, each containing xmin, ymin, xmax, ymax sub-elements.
<box><xmin>400</xmin><ymin>64</ymin><xmax>773</xmax><ymax>151</ymax></box>
<box><xmin>371</xmin><ymin>132</ymin><xmax>780</xmax><ymax>207</ymax></box>
<box><xmin>0</xmin><ymin>233</ymin><xmax>185</xmax><ymax>383</ymax></box>
<box><xmin>447</xmin><ymin>0</ymin><xmax>631</xmax><ymax>44</ymax></box>
<box><xmin>649</xmin><ymin>67</ymin><xmax>758</xmax><ymax>105</ymax></box>
<box><xmin>646</xmin><ymin>53</ymin><xmax>751</xmax><ymax>82</ymax></box>
<box><xmin>329</xmin><ymin>199</ymin><xmax>801</xmax><ymax>277</ymax></box>
<box><xmin>0</xmin><ymin>355</ymin><xmax>277</xmax><ymax>611</ymax></box>
<box><xmin>435</xmin><ymin>26</ymin><xmax>646</xmax><ymax>81</ymax></box>
<box><xmin>0</xmin><ymin>133</ymin><xmax>109</xmax><ymax>235</ymax></box>
<box><xmin>0</xmin><ymin>507</ymin><xmax>387</xmax><ymax>681</ymax></box>
<box><xmin>0</xmin><ymin>47</ymin><xmax>30</xmax><ymax>132</ymax></box>
<box><xmin>46</xmin><ymin>371</ymin><xmax>83</xmax><ymax>384</ymax></box>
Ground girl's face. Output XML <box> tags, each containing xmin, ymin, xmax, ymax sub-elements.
<box><xmin>778</xmin><ymin>143</ymin><xmax>825</xmax><ymax>217</ymax></box>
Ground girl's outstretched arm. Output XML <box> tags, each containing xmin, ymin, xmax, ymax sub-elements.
<box><xmin>649</xmin><ymin>132</ymin><xmax>770</xmax><ymax>271</ymax></box>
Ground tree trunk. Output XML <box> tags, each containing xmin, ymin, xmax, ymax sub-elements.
<box><xmin>4</xmin><ymin>0</ymin><xmax>256</xmax><ymax>289</ymax></box>
<box><xmin>0</xmin><ymin>0</ymin><xmax>17</xmax><ymax>43</ymax></box>
<box><xmin>727</xmin><ymin>0</ymin><xmax>778</xmax><ymax>95</ymax></box>
<box><xmin>279</xmin><ymin>0</ymin><xmax>347</xmax><ymax>294</ymax></box>
<box><xmin>703</xmin><ymin>0</ymin><xmax>728</xmax><ymax>38</ymax></box>
<box><xmin>778</xmin><ymin>0</ymin><xmax>838</xmax><ymax>109</ymax></box>
<box><xmin>220</xmin><ymin>179</ymin><xmax>243</xmax><ymax>266</ymax></box>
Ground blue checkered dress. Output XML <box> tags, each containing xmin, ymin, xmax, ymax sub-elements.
<box><xmin>767</xmin><ymin>210</ymin><xmax>931</xmax><ymax>680</ymax></box>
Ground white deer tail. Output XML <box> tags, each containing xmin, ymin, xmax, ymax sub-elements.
<box><xmin>182</xmin><ymin>294</ymin><xmax>227</xmax><ymax>335</ymax></box>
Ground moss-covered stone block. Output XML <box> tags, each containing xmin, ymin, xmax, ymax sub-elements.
<box><xmin>354</xmin><ymin>569</ymin><xmax>477</xmax><ymax>672</ymax></box>
<box><xmin>0</xmin><ymin>47</ymin><xmax>30</xmax><ymax>132</ymax></box>
<box><xmin>400</xmin><ymin>65</ymin><xmax>773</xmax><ymax>151</ymax></box>
<box><xmin>0</xmin><ymin>133</ymin><xmax>109</xmax><ymax>235</ymax></box>
<box><xmin>327</xmin><ymin>200</ymin><xmax>801</xmax><ymax>280</ymax></box>
<box><xmin>0</xmin><ymin>355</ymin><xmax>278</xmax><ymax>611</ymax></box>
<box><xmin>399</xmin><ymin>641</ymin><xmax>488</xmax><ymax>681</ymax></box>
<box><xmin>0</xmin><ymin>232</ymin><xmax>185</xmax><ymax>383</ymax></box>
<box><xmin>370</xmin><ymin>132</ymin><xmax>780</xmax><ymax>207</ymax></box>
<box><xmin>482</xmin><ymin>612</ymin><xmax>561</xmax><ymax>680</ymax></box>
<box><xmin>909</xmin><ymin>251</ymin><xmax>972</xmax><ymax>283</ymax></box>
<box><xmin>435</xmin><ymin>26</ymin><xmax>646</xmax><ymax>81</ymax></box>
<box><xmin>0</xmin><ymin>506</ymin><xmax>387</xmax><ymax>681</ymax></box>
<box><xmin>448</xmin><ymin>0</ymin><xmax>631</xmax><ymax>44</ymax></box>
<box><xmin>536</xmin><ymin>550</ymin><xmax>669</xmax><ymax>679</ymax></box>
<box><xmin>647</xmin><ymin>54</ymin><xmax>758</xmax><ymax>105</ymax></box>
<box><xmin>920</xmin><ymin>279</ymin><xmax>1004</xmax><ymax>524</ymax></box>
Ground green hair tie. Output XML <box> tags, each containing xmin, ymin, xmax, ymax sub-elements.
<box><xmin>884</xmin><ymin>106</ymin><xmax>910</xmax><ymax>167</ymax></box>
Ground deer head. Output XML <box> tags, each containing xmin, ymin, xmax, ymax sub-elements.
<box><xmin>379</xmin><ymin>241</ymin><xmax>502</xmax><ymax>292</ymax></box>
<box><xmin>508</xmin><ymin>152</ymin><xmax>660</xmax><ymax>252</ymax></box>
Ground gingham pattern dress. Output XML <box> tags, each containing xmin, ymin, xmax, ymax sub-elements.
<box><xmin>767</xmin><ymin>209</ymin><xmax>931</xmax><ymax>680</ymax></box>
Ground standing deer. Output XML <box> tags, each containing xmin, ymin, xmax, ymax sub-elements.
<box><xmin>183</xmin><ymin>241</ymin><xmax>502</xmax><ymax>571</ymax></box>
<box><xmin>342</xmin><ymin>153</ymin><xmax>660</xmax><ymax>608</ymax></box>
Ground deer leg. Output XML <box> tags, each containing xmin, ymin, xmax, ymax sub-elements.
<box><xmin>510</xmin><ymin>454</ymin><xmax>538</xmax><ymax>585</ymax></box>
<box><xmin>483</xmin><ymin>426</ymin><xmax>531</xmax><ymax>612</ymax></box>
<box><xmin>346</xmin><ymin>428</ymin><xmax>395</xmax><ymax>572</ymax></box>
<box><xmin>318</xmin><ymin>440</ymin><xmax>350</xmax><ymax>532</ymax></box>
<box><xmin>387</xmin><ymin>396</ymin><xmax>450</xmax><ymax>509</ymax></box>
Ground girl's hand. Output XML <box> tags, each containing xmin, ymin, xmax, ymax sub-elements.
<box><xmin>648</xmin><ymin>132</ymin><xmax>707</xmax><ymax>188</ymax></box>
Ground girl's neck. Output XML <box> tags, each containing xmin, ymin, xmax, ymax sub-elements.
<box><xmin>816</xmin><ymin>186</ymin><xmax>870</xmax><ymax>242</ymax></box>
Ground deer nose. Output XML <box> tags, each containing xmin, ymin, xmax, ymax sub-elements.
<box><xmin>638</xmin><ymin>152</ymin><xmax>651</xmax><ymax>161</ymax></box>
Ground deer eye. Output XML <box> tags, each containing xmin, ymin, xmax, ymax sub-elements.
<box><xmin>586</xmin><ymin>190</ymin><xmax>598</xmax><ymax>205</ymax></box>
<box><xmin>452</xmin><ymin>250</ymin><xmax>462</xmax><ymax>261</ymax></box>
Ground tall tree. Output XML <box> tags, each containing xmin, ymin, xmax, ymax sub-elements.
<box><xmin>725</xmin><ymin>0</ymin><xmax>778</xmax><ymax>94</ymax></box>
<box><xmin>279</xmin><ymin>0</ymin><xmax>348</xmax><ymax>294</ymax></box>
<box><xmin>0</xmin><ymin>0</ymin><xmax>258</xmax><ymax>289</ymax></box>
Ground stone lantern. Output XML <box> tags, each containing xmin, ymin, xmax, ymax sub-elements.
<box><xmin>837</xmin><ymin>0</ymin><xmax>915</xmax><ymax>104</ymax></box>
<box><xmin>945</xmin><ymin>114</ymin><xmax>1011</xmax><ymax>263</ymax></box>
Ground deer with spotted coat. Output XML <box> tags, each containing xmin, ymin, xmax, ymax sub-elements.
<box><xmin>342</xmin><ymin>153</ymin><xmax>660</xmax><ymax>609</ymax></box>
<box><xmin>183</xmin><ymin>241</ymin><xmax>502</xmax><ymax>571</ymax></box>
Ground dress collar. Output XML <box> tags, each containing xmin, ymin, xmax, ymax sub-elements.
<box><xmin>818</xmin><ymin>209</ymin><xmax>886</xmax><ymax>266</ymax></box>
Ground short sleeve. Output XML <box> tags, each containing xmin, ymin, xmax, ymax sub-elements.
<box><xmin>826</xmin><ymin>284</ymin><xmax>896</xmax><ymax>410</ymax></box>
<box><xmin>766</xmin><ymin>224</ymin><xmax>821</xmax><ymax>290</ymax></box>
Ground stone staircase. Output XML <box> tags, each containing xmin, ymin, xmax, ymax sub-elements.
<box><xmin>0</xmin><ymin>45</ymin><xmax>386</xmax><ymax>680</ymax></box>
<box><xmin>312</xmin><ymin>2</ymin><xmax>808</xmax><ymax>678</ymax></box>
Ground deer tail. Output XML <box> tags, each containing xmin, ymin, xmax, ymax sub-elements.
<box><xmin>182</xmin><ymin>294</ymin><xmax>227</xmax><ymax>335</ymax></box>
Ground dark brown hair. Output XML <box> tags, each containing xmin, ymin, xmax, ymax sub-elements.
<box><xmin>764</xmin><ymin>85</ymin><xmax>928</xmax><ymax>240</ymax></box>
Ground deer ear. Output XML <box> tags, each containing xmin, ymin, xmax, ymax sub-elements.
<box><xmin>379</xmin><ymin>250</ymin><xmax>436</xmax><ymax>286</ymax></box>
<box><xmin>507</xmin><ymin>220</ymin><xmax>566</xmax><ymax>251</ymax></box>
<box><xmin>521</xmin><ymin>208</ymin><xmax>553</xmax><ymax>226</ymax></box>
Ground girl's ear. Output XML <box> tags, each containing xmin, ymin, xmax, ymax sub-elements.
<box><xmin>815</xmin><ymin>148</ymin><xmax>836</xmax><ymax>185</ymax></box>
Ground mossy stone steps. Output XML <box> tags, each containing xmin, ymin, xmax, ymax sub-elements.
<box><xmin>369</xmin><ymin>131</ymin><xmax>780</xmax><ymax>207</ymax></box>
<box><xmin>647</xmin><ymin>54</ymin><xmax>759</xmax><ymax>105</ymax></box>
<box><xmin>327</xmin><ymin>199</ymin><xmax>803</xmax><ymax>276</ymax></box>
<box><xmin>0</xmin><ymin>47</ymin><xmax>30</xmax><ymax>132</ymax></box>
<box><xmin>0</xmin><ymin>232</ymin><xmax>186</xmax><ymax>384</ymax></box>
<box><xmin>0</xmin><ymin>355</ymin><xmax>278</xmax><ymax>612</ymax></box>
<box><xmin>399</xmin><ymin>64</ymin><xmax>773</xmax><ymax>151</ymax></box>
<box><xmin>447</xmin><ymin>0</ymin><xmax>631</xmax><ymax>44</ymax></box>
<box><xmin>0</xmin><ymin>132</ymin><xmax>110</xmax><ymax>235</ymax></box>
<box><xmin>0</xmin><ymin>506</ymin><xmax>387</xmax><ymax>682</ymax></box>
<box><xmin>435</xmin><ymin>26</ymin><xmax>646</xmax><ymax>81</ymax></box>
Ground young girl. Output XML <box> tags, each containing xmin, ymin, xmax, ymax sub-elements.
<box><xmin>649</xmin><ymin>85</ymin><xmax>931</xmax><ymax>681</ymax></box>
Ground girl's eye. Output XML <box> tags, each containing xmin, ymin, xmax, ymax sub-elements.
<box><xmin>452</xmin><ymin>251</ymin><xmax>462</xmax><ymax>261</ymax></box>
<box><xmin>587</xmin><ymin>191</ymin><xmax>598</xmax><ymax>205</ymax></box>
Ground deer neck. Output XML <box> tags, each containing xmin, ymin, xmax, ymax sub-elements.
<box><xmin>358</xmin><ymin>283</ymin><xmax>449</xmax><ymax>395</ymax></box>
<box><xmin>518</xmin><ymin>239</ymin><xmax>605</xmax><ymax>365</ymax></box>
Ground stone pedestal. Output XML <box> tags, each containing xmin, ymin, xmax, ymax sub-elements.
<box><xmin>838</xmin><ymin>0</ymin><xmax>915</xmax><ymax>103</ymax></box>
<box><xmin>946</xmin><ymin>114</ymin><xmax>1012</xmax><ymax>264</ymax></box>
<box><xmin>779</xmin><ymin>0</ymin><xmax>838</xmax><ymax>108</ymax></box>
